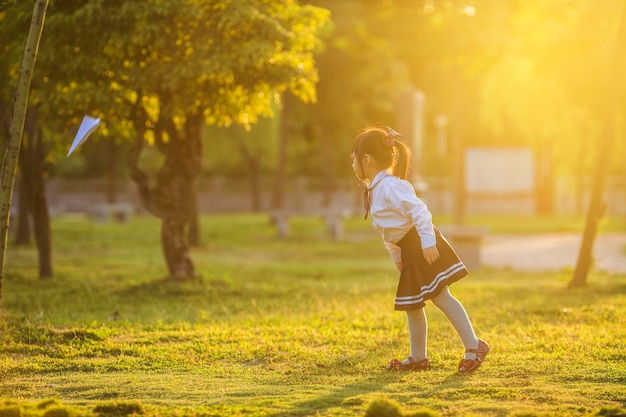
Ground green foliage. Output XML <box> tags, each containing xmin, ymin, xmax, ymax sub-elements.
<box><xmin>202</xmin><ymin>117</ymin><xmax>279</xmax><ymax>177</ymax></box>
<box><xmin>364</xmin><ymin>399</ymin><xmax>402</xmax><ymax>417</ymax></box>
<box><xmin>33</xmin><ymin>0</ymin><xmax>330</xmax><ymax>125</ymax></box>
<box><xmin>0</xmin><ymin>400</ymin><xmax>145</xmax><ymax>417</ymax></box>
<box><xmin>42</xmin><ymin>407</ymin><xmax>69</xmax><ymax>417</ymax></box>
<box><xmin>92</xmin><ymin>402</ymin><xmax>143</xmax><ymax>417</ymax></box>
<box><xmin>0</xmin><ymin>0</ymin><xmax>330</xmax><ymax>180</ymax></box>
<box><xmin>363</xmin><ymin>399</ymin><xmax>442</xmax><ymax>417</ymax></box>
<box><xmin>0</xmin><ymin>401</ymin><xmax>21</xmax><ymax>417</ymax></box>
<box><xmin>593</xmin><ymin>407</ymin><xmax>626</xmax><ymax>416</ymax></box>
<box><xmin>0</xmin><ymin>400</ymin><xmax>89</xmax><ymax>417</ymax></box>
<box><xmin>405</xmin><ymin>411</ymin><xmax>441</xmax><ymax>417</ymax></box>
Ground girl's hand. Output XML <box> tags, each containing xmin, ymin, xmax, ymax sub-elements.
<box><xmin>423</xmin><ymin>246</ymin><xmax>440</xmax><ymax>265</ymax></box>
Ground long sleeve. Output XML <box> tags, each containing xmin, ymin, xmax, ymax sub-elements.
<box><xmin>389</xmin><ymin>182</ymin><xmax>436</xmax><ymax>249</ymax></box>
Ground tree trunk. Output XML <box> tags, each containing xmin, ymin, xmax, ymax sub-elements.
<box><xmin>249</xmin><ymin>159</ymin><xmax>261</xmax><ymax>212</ymax></box>
<box><xmin>29</xmin><ymin>107</ymin><xmax>52</xmax><ymax>279</ymax></box>
<box><xmin>317</xmin><ymin>121</ymin><xmax>334</xmax><ymax>208</ymax></box>
<box><xmin>0</xmin><ymin>0</ymin><xmax>48</xmax><ymax>304</ymax></box>
<box><xmin>272</xmin><ymin>93</ymin><xmax>291</xmax><ymax>210</ymax></box>
<box><xmin>187</xmin><ymin>184</ymin><xmax>200</xmax><ymax>246</ymax></box>
<box><xmin>106</xmin><ymin>139</ymin><xmax>118</xmax><ymax>204</ymax></box>
<box><xmin>14</xmin><ymin>167</ymin><xmax>32</xmax><ymax>247</ymax></box>
<box><xmin>570</xmin><ymin>3</ymin><xmax>626</xmax><ymax>288</ymax></box>
<box><xmin>237</xmin><ymin>140</ymin><xmax>262</xmax><ymax>212</ymax></box>
<box><xmin>128</xmin><ymin>105</ymin><xmax>201</xmax><ymax>281</ymax></box>
<box><xmin>32</xmin><ymin>172</ymin><xmax>52</xmax><ymax>279</ymax></box>
<box><xmin>19</xmin><ymin>106</ymin><xmax>53</xmax><ymax>278</ymax></box>
<box><xmin>162</xmin><ymin>216</ymin><xmax>194</xmax><ymax>279</ymax></box>
<box><xmin>575</xmin><ymin>131</ymin><xmax>589</xmax><ymax>214</ymax></box>
<box><xmin>156</xmin><ymin>152</ymin><xmax>197</xmax><ymax>280</ymax></box>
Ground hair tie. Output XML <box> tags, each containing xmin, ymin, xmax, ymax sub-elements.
<box><xmin>383</xmin><ymin>126</ymin><xmax>402</xmax><ymax>147</ymax></box>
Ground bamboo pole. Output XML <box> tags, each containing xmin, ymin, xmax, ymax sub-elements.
<box><xmin>0</xmin><ymin>0</ymin><xmax>49</xmax><ymax>304</ymax></box>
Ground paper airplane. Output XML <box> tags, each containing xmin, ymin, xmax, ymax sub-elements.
<box><xmin>67</xmin><ymin>115</ymin><xmax>101</xmax><ymax>156</ymax></box>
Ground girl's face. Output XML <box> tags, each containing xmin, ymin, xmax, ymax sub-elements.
<box><xmin>351</xmin><ymin>153</ymin><xmax>360</xmax><ymax>178</ymax></box>
<box><xmin>351</xmin><ymin>152</ymin><xmax>367</xmax><ymax>182</ymax></box>
<box><xmin>352</xmin><ymin>152</ymin><xmax>376</xmax><ymax>182</ymax></box>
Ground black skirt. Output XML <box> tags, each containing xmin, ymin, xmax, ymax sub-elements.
<box><xmin>394</xmin><ymin>226</ymin><xmax>468</xmax><ymax>311</ymax></box>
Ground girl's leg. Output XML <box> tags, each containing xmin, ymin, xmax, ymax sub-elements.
<box><xmin>404</xmin><ymin>307</ymin><xmax>428</xmax><ymax>364</ymax></box>
<box><xmin>431</xmin><ymin>286</ymin><xmax>480</xmax><ymax>360</ymax></box>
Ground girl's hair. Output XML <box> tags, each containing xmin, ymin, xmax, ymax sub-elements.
<box><xmin>352</xmin><ymin>126</ymin><xmax>412</xmax><ymax>179</ymax></box>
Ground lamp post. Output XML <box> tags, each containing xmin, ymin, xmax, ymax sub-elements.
<box><xmin>435</xmin><ymin>115</ymin><xmax>448</xmax><ymax>159</ymax></box>
<box><xmin>434</xmin><ymin>115</ymin><xmax>448</xmax><ymax>210</ymax></box>
<box><xmin>412</xmin><ymin>91</ymin><xmax>428</xmax><ymax>196</ymax></box>
<box><xmin>397</xmin><ymin>86</ymin><xmax>427</xmax><ymax>194</ymax></box>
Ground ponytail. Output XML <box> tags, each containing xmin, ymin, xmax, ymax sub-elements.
<box><xmin>392</xmin><ymin>141</ymin><xmax>411</xmax><ymax>180</ymax></box>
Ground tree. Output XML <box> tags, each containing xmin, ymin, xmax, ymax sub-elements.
<box><xmin>571</xmin><ymin>1</ymin><xmax>626</xmax><ymax>287</ymax></box>
<box><xmin>34</xmin><ymin>0</ymin><xmax>329</xmax><ymax>280</ymax></box>
<box><xmin>18</xmin><ymin>105</ymin><xmax>53</xmax><ymax>278</ymax></box>
<box><xmin>1</xmin><ymin>0</ymin><xmax>75</xmax><ymax>282</ymax></box>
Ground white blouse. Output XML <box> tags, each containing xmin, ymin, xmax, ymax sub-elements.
<box><xmin>367</xmin><ymin>170</ymin><xmax>437</xmax><ymax>264</ymax></box>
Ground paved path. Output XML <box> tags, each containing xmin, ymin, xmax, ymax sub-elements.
<box><xmin>482</xmin><ymin>233</ymin><xmax>626</xmax><ymax>273</ymax></box>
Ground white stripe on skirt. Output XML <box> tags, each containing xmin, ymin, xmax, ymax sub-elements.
<box><xmin>395</xmin><ymin>262</ymin><xmax>466</xmax><ymax>306</ymax></box>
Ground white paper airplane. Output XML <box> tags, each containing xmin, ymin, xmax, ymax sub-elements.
<box><xmin>67</xmin><ymin>115</ymin><xmax>101</xmax><ymax>156</ymax></box>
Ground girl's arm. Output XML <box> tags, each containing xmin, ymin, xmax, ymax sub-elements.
<box><xmin>390</xmin><ymin>182</ymin><xmax>437</xmax><ymax>249</ymax></box>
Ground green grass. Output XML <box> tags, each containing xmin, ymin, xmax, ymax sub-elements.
<box><xmin>1</xmin><ymin>213</ymin><xmax>625</xmax><ymax>417</ymax></box>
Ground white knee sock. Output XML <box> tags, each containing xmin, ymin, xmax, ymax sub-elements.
<box><xmin>405</xmin><ymin>308</ymin><xmax>428</xmax><ymax>362</ymax></box>
<box><xmin>431</xmin><ymin>287</ymin><xmax>480</xmax><ymax>359</ymax></box>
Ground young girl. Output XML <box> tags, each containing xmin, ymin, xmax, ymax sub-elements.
<box><xmin>351</xmin><ymin>125</ymin><xmax>489</xmax><ymax>373</ymax></box>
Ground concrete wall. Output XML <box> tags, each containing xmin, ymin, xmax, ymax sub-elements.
<box><xmin>15</xmin><ymin>175</ymin><xmax>626</xmax><ymax>217</ymax></box>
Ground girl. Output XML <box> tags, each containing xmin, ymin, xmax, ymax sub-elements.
<box><xmin>351</xmin><ymin>125</ymin><xmax>489</xmax><ymax>373</ymax></box>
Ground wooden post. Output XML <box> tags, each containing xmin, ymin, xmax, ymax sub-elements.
<box><xmin>570</xmin><ymin>2</ymin><xmax>626</xmax><ymax>288</ymax></box>
<box><xmin>0</xmin><ymin>0</ymin><xmax>49</xmax><ymax>304</ymax></box>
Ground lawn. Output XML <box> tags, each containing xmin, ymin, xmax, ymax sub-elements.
<box><xmin>1</xmin><ymin>213</ymin><xmax>625</xmax><ymax>417</ymax></box>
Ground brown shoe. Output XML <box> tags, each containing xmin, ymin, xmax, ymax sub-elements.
<box><xmin>458</xmin><ymin>339</ymin><xmax>490</xmax><ymax>373</ymax></box>
<box><xmin>387</xmin><ymin>356</ymin><xmax>431</xmax><ymax>371</ymax></box>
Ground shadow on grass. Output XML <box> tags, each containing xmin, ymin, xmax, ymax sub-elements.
<box><xmin>263</xmin><ymin>376</ymin><xmax>388</xmax><ymax>417</ymax></box>
<box><xmin>111</xmin><ymin>275</ymin><xmax>247</xmax><ymax>306</ymax></box>
<box><xmin>263</xmin><ymin>370</ymin><xmax>473</xmax><ymax>417</ymax></box>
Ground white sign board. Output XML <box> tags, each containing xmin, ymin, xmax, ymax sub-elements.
<box><xmin>465</xmin><ymin>148</ymin><xmax>534</xmax><ymax>193</ymax></box>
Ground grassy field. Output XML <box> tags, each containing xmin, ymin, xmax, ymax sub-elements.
<box><xmin>1</xmin><ymin>213</ymin><xmax>625</xmax><ymax>417</ymax></box>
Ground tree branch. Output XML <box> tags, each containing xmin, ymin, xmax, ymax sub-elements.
<box><xmin>127</xmin><ymin>102</ymin><xmax>161</xmax><ymax>217</ymax></box>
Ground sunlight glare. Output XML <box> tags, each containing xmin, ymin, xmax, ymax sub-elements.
<box><xmin>424</xmin><ymin>0</ymin><xmax>434</xmax><ymax>14</ymax></box>
<box><xmin>464</xmin><ymin>5</ymin><xmax>476</xmax><ymax>17</ymax></box>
